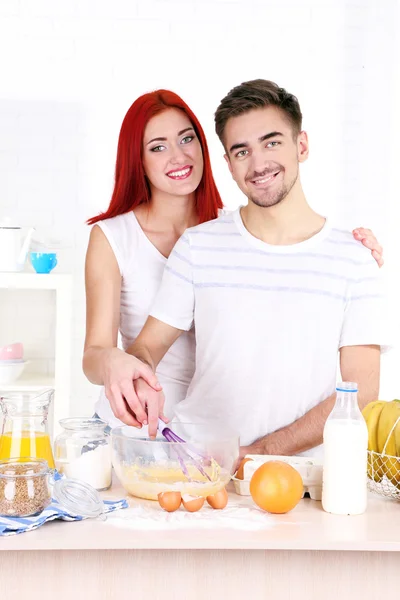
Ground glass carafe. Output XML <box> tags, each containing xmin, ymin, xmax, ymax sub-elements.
<box><xmin>0</xmin><ymin>388</ymin><xmax>55</xmax><ymax>469</ymax></box>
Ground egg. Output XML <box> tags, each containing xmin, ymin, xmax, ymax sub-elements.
<box><xmin>206</xmin><ymin>487</ymin><xmax>228</xmax><ymax>509</ymax></box>
<box><xmin>157</xmin><ymin>491</ymin><xmax>182</xmax><ymax>512</ymax></box>
<box><xmin>235</xmin><ymin>458</ymin><xmax>253</xmax><ymax>480</ymax></box>
<box><xmin>181</xmin><ymin>494</ymin><xmax>205</xmax><ymax>512</ymax></box>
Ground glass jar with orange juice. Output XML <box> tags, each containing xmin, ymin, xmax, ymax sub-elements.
<box><xmin>0</xmin><ymin>388</ymin><xmax>55</xmax><ymax>469</ymax></box>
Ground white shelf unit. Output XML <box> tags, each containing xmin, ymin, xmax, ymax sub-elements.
<box><xmin>0</xmin><ymin>374</ymin><xmax>55</xmax><ymax>392</ymax></box>
<box><xmin>0</xmin><ymin>272</ymin><xmax>73</xmax><ymax>437</ymax></box>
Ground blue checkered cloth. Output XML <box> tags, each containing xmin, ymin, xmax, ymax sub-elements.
<box><xmin>0</xmin><ymin>497</ymin><xmax>128</xmax><ymax>536</ymax></box>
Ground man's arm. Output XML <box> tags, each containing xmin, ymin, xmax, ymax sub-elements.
<box><xmin>126</xmin><ymin>316</ymin><xmax>182</xmax><ymax>370</ymax></box>
<box><xmin>125</xmin><ymin>230</ymin><xmax>195</xmax><ymax>436</ymax></box>
<box><xmin>242</xmin><ymin>345</ymin><xmax>380</xmax><ymax>457</ymax></box>
<box><xmin>124</xmin><ymin>316</ymin><xmax>184</xmax><ymax>436</ymax></box>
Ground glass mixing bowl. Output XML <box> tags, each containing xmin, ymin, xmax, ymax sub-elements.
<box><xmin>111</xmin><ymin>422</ymin><xmax>239</xmax><ymax>500</ymax></box>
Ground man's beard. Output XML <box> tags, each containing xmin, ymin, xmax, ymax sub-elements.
<box><xmin>249</xmin><ymin>169</ymin><xmax>298</xmax><ymax>209</ymax></box>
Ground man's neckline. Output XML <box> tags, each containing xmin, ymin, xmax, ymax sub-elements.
<box><xmin>232</xmin><ymin>206</ymin><xmax>331</xmax><ymax>253</ymax></box>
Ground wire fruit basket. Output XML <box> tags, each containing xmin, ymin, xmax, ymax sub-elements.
<box><xmin>367</xmin><ymin>450</ymin><xmax>400</xmax><ymax>500</ymax></box>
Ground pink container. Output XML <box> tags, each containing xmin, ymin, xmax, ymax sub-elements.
<box><xmin>0</xmin><ymin>343</ymin><xmax>23</xmax><ymax>361</ymax></box>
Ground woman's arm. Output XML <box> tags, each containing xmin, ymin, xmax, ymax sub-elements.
<box><xmin>83</xmin><ymin>225</ymin><xmax>121</xmax><ymax>384</ymax></box>
<box><xmin>83</xmin><ymin>226</ymin><xmax>160</xmax><ymax>427</ymax></box>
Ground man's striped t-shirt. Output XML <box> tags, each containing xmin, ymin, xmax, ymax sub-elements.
<box><xmin>150</xmin><ymin>207</ymin><xmax>389</xmax><ymax>455</ymax></box>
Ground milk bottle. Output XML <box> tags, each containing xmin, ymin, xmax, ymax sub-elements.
<box><xmin>322</xmin><ymin>382</ymin><xmax>368</xmax><ymax>515</ymax></box>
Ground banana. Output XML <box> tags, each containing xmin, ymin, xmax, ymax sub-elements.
<box><xmin>362</xmin><ymin>400</ymin><xmax>379</xmax><ymax>424</ymax></box>
<box><xmin>362</xmin><ymin>400</ymin><xmax>386</xmax><ymax>482</ymax></box>
<box><xmin>377</xmin><ymin>400</ymin><xmax>400</xmax><ymax>452</ymax></box>
<box><xmin>394</xmin><ymin>413</ymin><xmax>400</xmax><ymax>490</ymax></box>
<box><xmin>378</xmin><ymin>400</ymin><xmax>400</xmax><ymax>487</ymax></box>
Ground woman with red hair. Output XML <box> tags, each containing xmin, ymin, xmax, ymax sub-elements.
<box><xmin>83</xmin><ymin>89</ymin><xmax>383</xmax><ymax>431</ymax></box>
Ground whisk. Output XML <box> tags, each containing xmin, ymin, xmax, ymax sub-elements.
<box><xmin>158</xmin><ymin>419</ymin><xmax>211</xmax><ymax>482</ymax></box>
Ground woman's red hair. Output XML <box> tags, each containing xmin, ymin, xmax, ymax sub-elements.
<box><xmin>87</xmin><ymin>90</ymin><xmax>223</xmax><ymax>225</ymax></box>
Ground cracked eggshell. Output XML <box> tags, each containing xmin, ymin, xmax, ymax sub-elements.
<box><xmin>181</xmin><ymin>494</ymin><xmax>205</xmax><ymax>512</ymax></box>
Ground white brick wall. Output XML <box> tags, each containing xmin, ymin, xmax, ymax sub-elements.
<box><xmin>0</xmin><ymin>0</ymin><xmax>399</xmax><ymax>417</ymax></box>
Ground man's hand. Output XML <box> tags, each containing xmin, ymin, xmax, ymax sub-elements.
<box><xmin>133</xmin><ymin>378</ymin><xmax>168</xmax><ymax>438</ymax></box>
<box><xmin>239</xmin><ymin>440</ymin><xmax>269</xmax><ymax>460</ymax></box>
<box><xmin>103</xmin><ymin>347</ymin><xmax>163</xmax><ymax>429</ymax></box>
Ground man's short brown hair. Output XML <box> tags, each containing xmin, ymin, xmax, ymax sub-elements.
<box><xmin>214</xmin><ymin>79</ymin><xmax>303</xmax><ymax>146</ymax></box>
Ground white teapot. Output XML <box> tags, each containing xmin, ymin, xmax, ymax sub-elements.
<box><xmin>0</xmin><ymin>219</ymin><xmax>35</xmax><ymax>272</ymax></box>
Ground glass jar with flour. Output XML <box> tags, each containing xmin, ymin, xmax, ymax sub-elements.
<box><xmin>54</xmin><ymin>418</ymin><xmax>112</xmax><ymax>491</ymax></box>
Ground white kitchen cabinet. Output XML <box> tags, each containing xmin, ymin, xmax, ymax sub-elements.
<box><xmin>0</xmin><ymin>272</ymin><xmax>72</xmax><ymax>437</ymax></box>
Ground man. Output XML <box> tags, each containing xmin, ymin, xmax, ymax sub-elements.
<box><xmin>118</xmin><ymin>80</ymin><xmax>388</xmax><ymax>457</ymax></box>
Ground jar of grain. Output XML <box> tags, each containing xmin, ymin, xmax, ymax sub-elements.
<box><xmin>0</xmin><ymin>458</ymin><xmax>107</xmax><ymax>520</ymax></box>
<box><xmin>0</xmin><ymin>458</ymin><xmax>51</xmax><ymax>517</ymax></box>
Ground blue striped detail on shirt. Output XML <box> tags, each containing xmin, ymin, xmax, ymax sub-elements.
<box><xmin>165</xmin><ymin>265</ymin><xmax>382</xmax><ymax>301</ymax></box>
<box><xmin>171</xmin><ymin>254</ymin><xmax>378</xmax><ymax>288</ymax></box>
<box><xmin>171</xmin><ymin>249</ymin><xmax>192</xmax><ymax>265</ymax></box>
<box><xmin>165</xmin><ymin>264</ymin><xmax>192</xmax><ymax>283</ymax></box>
<box><xmin>193</xmin><ymin>264</ymin><xmax>379</xmax><ymax>284</ymax></box>
<box><xmin>325</xmin><ymin>237</ymin><xmax>362</xmax><ymax>247</ymax></box>
<box><xmin>190</xmin><ymin>230</ymin><xmax>362</xmax><ymax>246</ymax></box>
<box><xmin>189</xmin><ymin>245</ymin><xmax>371</xmax><ymax>265</ymax></box>
<box><xmin>350</xmin><ymin>294</ymin><xmax>385</xmax><ymax>301</ymax></box>
<box><xmin>193</xmin><ymin>282</ymin><xmax>347</xmax><ymax>301</ymax></box>
<box><xmin>191</xmin><ymin>283</ymin><xmax>383</xmax><ymax>303</ymax></box>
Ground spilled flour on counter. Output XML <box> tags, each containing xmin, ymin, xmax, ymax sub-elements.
<box><xmin>104</xmin><ymin>500</ymin><xmax>290</xmax><ymax>531</ymax></box>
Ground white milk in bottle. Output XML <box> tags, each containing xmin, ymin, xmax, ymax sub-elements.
<box><xmin>322</xmin><ymin>382</ymin><xmax>368</xmax><ymax>515</ymax></box>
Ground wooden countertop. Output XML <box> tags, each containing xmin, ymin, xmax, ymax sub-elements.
<box><xmin>0</xmin><ymin>481</ymin><xmax>399</xmax><ymax>552</ymax></box>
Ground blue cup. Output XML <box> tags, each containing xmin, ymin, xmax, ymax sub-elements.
<box><xmin>30</xmin><ymin>252</ymin><xmax>58</xmax><ymax>274</ymax></box>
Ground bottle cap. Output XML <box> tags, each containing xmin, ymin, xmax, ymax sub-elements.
<box><xmin>336</xmin><ymin>381</ymin><xmax>358</xmax><ymax>393</ymax></box>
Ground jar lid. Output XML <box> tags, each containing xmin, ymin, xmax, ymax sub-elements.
<box><xmin>52</xmin><ymin>477</ymin><xmax>104</xmax><ymax>519</ymax></box>
<box><xmin>58</xmin><ymin>417</ymin><xmax>108</xmax><ymax>432</ymax></box>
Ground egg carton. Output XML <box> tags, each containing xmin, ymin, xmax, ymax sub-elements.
<box><xmin>232</xmin><ymin>454</ymin><xmax>323</xmax><ymax>501</ymax></box>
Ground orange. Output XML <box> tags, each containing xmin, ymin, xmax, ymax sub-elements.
<box><xmin>249</xmin><ymin>461</ymin><xmax>304</xmax><ymax>514</ymax></box>
<box><xmin>235</xmin><ymin>457</ymin><xmax>253</xmax><ymax>480</ymax></box>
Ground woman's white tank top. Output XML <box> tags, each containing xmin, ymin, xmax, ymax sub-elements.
<box><xmin>94</xmin><ymin>211</ymin><xmax>196</xmax><ymax>429</ymax></box>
